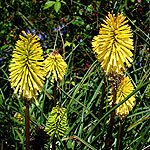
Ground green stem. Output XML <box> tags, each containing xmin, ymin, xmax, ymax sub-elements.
<box><xmin>116</xmin><ymin>120</ymin><xmax>123</xmax><ymax>150</ymax></box>
<box><xmin>106</xmin><ymin>87</ymin><xmax>117</xmax><ymax>150</ymax></box>
<box><xmin>25</xmin><ymin>103</ymin><xmax>30</xmax><ymax>150</ymax></box>
<box><xmin>54</xmin><ymin>30</ymin><xmax>58</xmax><ymax>51</ymax></box>
<box><xmin>52</xmin><ymin>137</ymin><xmax>56</xmax><ymax>150</ymax></box>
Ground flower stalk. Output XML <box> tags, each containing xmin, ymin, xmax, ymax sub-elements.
<box><xmin>116</xmin><ymin>120</ymin><xmax>123</xmax><ymax>150</ymax></box>
<box><xmin>25</xmin><ymin>102</ymin><xmax>30</xmax><ymax>150</ymax></box>
<box><xmin>9</xmin><ymin>31</ymin><xmax>46</xmax><ymax>150</ymax></box>
<box><xmin>106</xmin><ymin>87</ymin><xmax>117</xmax><ymax>149</ymax></box>
<box><xmin>52</xmin><ymin>137</ymin><xmax>56</xmax><ymax>150</ymax></box>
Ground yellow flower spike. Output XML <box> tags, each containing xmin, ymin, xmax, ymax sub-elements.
<box><xmin>44</xmin><ymin>51</ymin><xmax>67</xmax><ymax>82</ymax></box>
<box><xmin>109</xmin><ymin>76</ymin><xmax>135</xmax><ymax>120</ymax></box>
<box><xmin>44</xmin><ymin>105</ymin><xmax>68</xmax><ymax>137</ymax></box>
<box><xmin>92</xmin><ymin>12</ymin><xmax>134</xmax><ymax>75</ymax></box>
<box><xmin>9</xmin><ymin>31</ymin><xmax>46</xmax><ymax>100</ymax></box>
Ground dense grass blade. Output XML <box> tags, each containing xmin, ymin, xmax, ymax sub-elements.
<box><xmin>84</xmin><ymin>80</ymin><xmax>150</xmax><ymax>141</ymax></box>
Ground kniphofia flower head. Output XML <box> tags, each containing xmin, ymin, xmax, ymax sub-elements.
<box><xmin>44</xmin><ymin>51</ymin><xmax>67</xmax><ymax>82</ymax></box>
<box><xmin>92</xmin><ymin>12</ymin><xmax>134</xmax><ymax>75</ymax></box>
<box><xmin>109</xmin><ymin>76</ymin><xmax>135</xmax><ymax>120</ymax></box>
<box><xmin>9</xmin><ymin>31</ymin><xmax>45</xmax><ymax>99</ymax></box>
<box><xmin>44</xmin><ymin>105</ymin><xmax>68</xmax><ymax>137</ymax></box>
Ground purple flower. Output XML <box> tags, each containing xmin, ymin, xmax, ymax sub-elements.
<box><xmin>43</xmin><ymin>42</ymin><xmax>47</xmax><ymax>48</ymax></box>
<box><xmin>26</xmin><ymin>30</ymin><xmax>31</xmax><ymax>34</ymax></box>
<box><xmin>54</xmin><ymin>28</ymin><xmax>57</xmax><ymax>31</ymax></box>
<box><xmin>0</xmin><ymin>58</ymin><xmax>3</xmax><ymax>65</ymax></box>
<box><xmin>43</xmin><ymin>33</ymin><xmax>47</xmax><ymax>38</ymax></box>
<box><xmin>80</xmin><ymin>39</ymin><xmax>83</xmax><ymax>42</ymax></box>
<box><xmin>32</xmin><ymin>29</ymin><xmax>36</xmax><ymax>34</ymax></box>
<box><xmin>58</xmin><ymin>25</ymin><xmax>61</xmax><ymax>30</ymax></box>
<box><xmin>38</xmin><ymin>34</ymin><xmax>43</xmax><ymax>40</ymax></box>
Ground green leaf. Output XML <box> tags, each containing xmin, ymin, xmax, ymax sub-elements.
<box><xmin>0</xmin><ymin>45</ymin><xmax>8</xmax><ymax>51</ymax></box>
<box><xmin>54</xmin><ymin>1</ymin><xmax>61</xmax><ymax>13</ymax></box>
<box><xmin>67</xmin><ymin>139</ymin><xmax>73</xmax><ymax>149</ymax></box>
<box><xmin>72</xmin><ymin>16</ymin><xmax>84</xmax><ymax>26</ymax></box>
<box><xmin>44</xmin><ymin>1</ymin><xmax>55</xmax><ymax>10</ymax></box>
<box><xmin>0</xmin><ymin>95</ymin><xmax>3</xmax><ymax>105</ymax></box>
<box><xmin>64</xmin><ymin>41</ymin><xmax>72</xmax><ymax>47</ymax></box>
<box><xmin>61</xmin><ymin>0</ymin><xmax>66</xmax><ymax>5</ymax></box>
<box><xmin>134</xmin><ymin>125</ymin><xmax>150</xmax><ymax>149</ymax></box>
<box><xmin>15</xmin><ymin>129</ymin><xmax>24</xmax><ymax>144</ymax></box>
<box><xmin>84</xmin><ymin>80</ymin><xmax>150</xmax><ymax>141</ymax></box>
<box><xmin>0</xmin><ymin>30</ymin><xmax>5</xmax><ymax>36</ymax></box>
